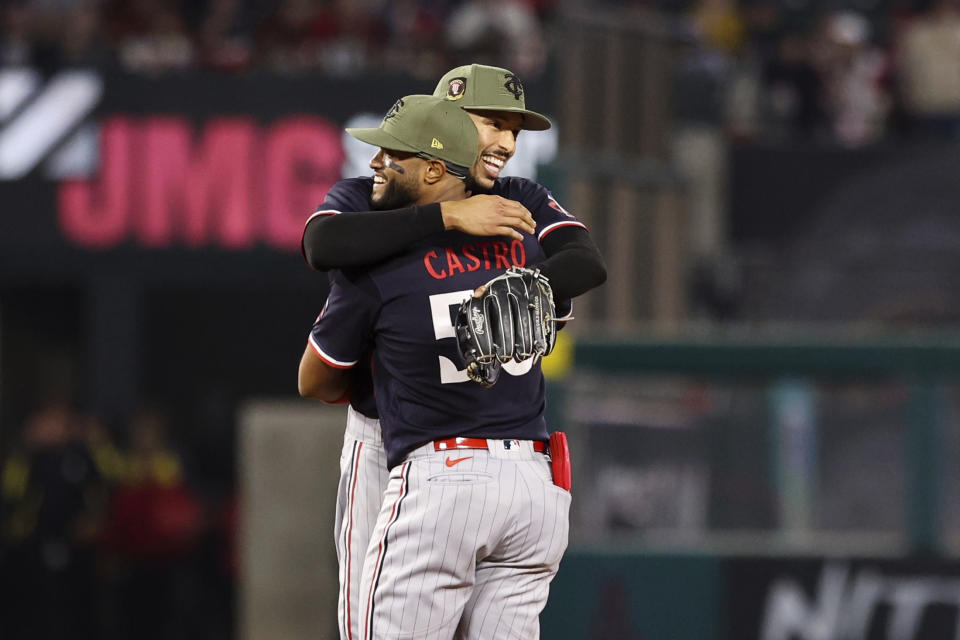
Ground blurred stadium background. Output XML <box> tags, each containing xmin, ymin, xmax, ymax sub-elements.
<box><xmin>4</xmin><ymin>0</ymin><xmax>960</xmax><ymax>638</ymax></box>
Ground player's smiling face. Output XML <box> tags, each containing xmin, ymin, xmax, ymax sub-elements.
<box><xmin>465</xmin><ymin>110</ymin><xmax>523</xmax><ymax>190</ymax></box>
<box><xmin>370</xmin><ymin>149</ymin><xmax>420</xmax><ymax>210</ymax></box>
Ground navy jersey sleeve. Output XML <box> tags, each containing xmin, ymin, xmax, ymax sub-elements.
<box><xmin>493</xmin><ymin>177</ymin><xmax>606</xmax><ymax>301</ymax></box>
<box><xmin>308</xmin><ymin>177</ymin><xmax>375</xmax><ymax>219</ymax></box>
<box><xmin>308</xmin><ymin>270</ymin><xmax>380</xmax><ymax>369</ymax></box>
<box><xmin>493</xmin><ymin>177</ymin><xmax>588</xmax><ymax>242</ymax></box>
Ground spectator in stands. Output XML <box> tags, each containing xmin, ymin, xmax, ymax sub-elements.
<box><xmin>104</xmin><ymin>406</ymin><xmax>200</xmax><ymax>561</ymax></box>
<box><xmin>0</xmin><ymin>0</ymin><xmax>107</xmax><ymax>70</ymax></box>
<box><xmin>1</xmin><ymin>1</ymin><xmax>35</xmax><ymax>66</ymax></box>
<box><xmin>895</xmin><ymin>0</ymin><xmax>960</xmax><ymax>137</ymax></box>
<box><xmin>320</xmin><ymin>0</ymin><xmax>388</xmax><ymax>74</ymax></box>
<box><xmin>0</xmin><ymin>400</ymin><xmax>106</xmax><ymax>640</ymax></box>
<box><xmin>380</xmin><ymin>0</ymin><xmax>449</xmax><ymax>78</ymax></box>
<box><xmin>255</xmin><ymin>0</ymin><xmax>387</xmax><ymax>73</ymax></box>
<box><xmin>690</xmin><ymin>0</ymin><xmax>747</xmax><ymax>56</ymax></box>
<box><xmin>103</xmin><ymin>405</ymin><xmax>204</xmax><ymax>640</ymax></box>
<box><xmin>106</xmin><ymin>0</ymin><xmax>194</xmax><ymax>72</ymax></box>
<box><xmin>815</xmin><ymin>10</ymin><xmax>891</xmax><ymax>146</ymax></box>
<box><xmin>194</xmin><ymin>0</ymin><xmax>254</xmax><ymax>71</ymax></box>
<box><xmin>59</xmin><ymin>0</ymin><xmax>108</xmax><ymax>66</ymax></box>
<box><xmin>446</xmin><ymin>0</ymin><xmax>546</xmax><ymax>76</ymax></box>
<box><xmin>761</xmin><ymin>29</ymin><xmax>826</xmax><ymax>139</ymax></box>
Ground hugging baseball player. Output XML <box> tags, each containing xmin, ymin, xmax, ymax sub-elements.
<box><xmin>301</xmin><ymin>93</ymin><xmax>570</xmax><ymax>639</ymax></box>
<box><xmin>299</xmin><ymin>65</ymin><xmax>606</xmax><ymax>639</ymax></box>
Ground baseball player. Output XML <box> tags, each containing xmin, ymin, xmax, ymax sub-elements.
<box><xmin>301</xmin><ymin>94</ymin><xmax>570</xmax><ymax>639</ymax></box>
<box><xmin>300</xmin><ymin>65</ymin><xmax>606</xmax><ymax>640</ymax></box>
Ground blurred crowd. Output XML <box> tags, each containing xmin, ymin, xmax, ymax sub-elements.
<box><xmin>0</xmin><ymin>0</ymin><xmax>554</xmax><ymax>78</ymax></box>
<box><xmin>678</xmin><ymin>0</ymin><xmax>960</xmax><ymax>146</ymax></box>
<box><xmin>0</xmin><ymin>399</ymin><xmax>236</xmax><ymax>640</ymax></box>
<box><xmin>4</xmin><ymin>0</ymin><xmax>960</xmax><ymax>146</ymax></box>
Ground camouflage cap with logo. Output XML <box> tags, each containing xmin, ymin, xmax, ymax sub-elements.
<box><xmin>433</xmin><ymin>64</ymin><xmax>552</xmax><ymax>131</ymax></box>
<box><xmin>346</xmin><ymin>94</ymin><xmax>479</xmax><ymax>174</ymax></box>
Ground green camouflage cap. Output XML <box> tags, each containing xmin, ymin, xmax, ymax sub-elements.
<box><xmin>346</xmin><ymin>95</ymin><xmax>479</xmax><ymax>174</ymax></box>
<box><xmin>433</xmin><ymin>64</ymin><xmax>552</xmax><ymax>131</ymax></box>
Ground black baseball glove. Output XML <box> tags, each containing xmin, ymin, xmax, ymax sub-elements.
<box><xmin>454</xmin><ymin>266</ymin><xmax>557</xmax><ymax>387</ymax></box>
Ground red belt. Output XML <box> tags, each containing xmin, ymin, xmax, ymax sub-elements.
<box><xmin>433</xmin><ymin>437</ymin><xmax>546</xmax><ymax>452</ymax></box>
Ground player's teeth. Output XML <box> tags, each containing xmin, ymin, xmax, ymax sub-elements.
<box><xmin>483</xmin><ymin>155</ymin><xmax>504</xmax><ymax>168</ymax></box>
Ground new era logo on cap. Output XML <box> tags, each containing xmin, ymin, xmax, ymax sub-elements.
<box><xmin>431</xmin><ymin>138</ymin><xmax>443</xmax><ymax>149</ymax></box>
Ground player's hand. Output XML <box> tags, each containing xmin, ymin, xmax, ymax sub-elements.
<box><xmin>440</xmin><ymin>195</ymin><xmax>536</xmax><ymax>241</ymax></box>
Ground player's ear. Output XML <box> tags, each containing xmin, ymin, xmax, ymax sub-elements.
<box><xmin>422</xmin><ymin>159</ymin><xmax>447</xmax><ymax>185</ymax></box>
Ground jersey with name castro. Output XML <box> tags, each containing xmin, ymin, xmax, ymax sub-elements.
<box><xmin>306</xmin><ymin>176</ymin><xmax>585</xmax><ymax>422</ymax></box>
<box><xmin>309</xmin><ymin>226</ymin><xmax>554</xmax><ymax>468</ymax></box>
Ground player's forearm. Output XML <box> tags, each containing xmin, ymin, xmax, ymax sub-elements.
<box><xmin>301</xmin><ymin>204</ymin><xmax>445</xmax><ymax>271</ymax></box>
<box><xmin>537</xmin><ymin>227</ymin><xmax>607</xmax><ymax>301</ymax></box>
<box><xmin>298</xmin><ymin>345</ymin><xmax>352</xmax><ymax>403</ymax></box>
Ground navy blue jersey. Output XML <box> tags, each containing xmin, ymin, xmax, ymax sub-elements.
<box><xmin>306</xmin><ymin>176</ymin><xmax>585</xmax><ymax>422</ymax></box>
<box><xmin>310</xmin><ymin>228</ymin><xmax>556</xmax><ymax>468</ymax></box>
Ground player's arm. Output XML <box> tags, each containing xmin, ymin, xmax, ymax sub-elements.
<box><xmin>536</xmin><ymin>225</ymin><xmax>607</xmax><ymax>302</ymax></box>
<box><xmin>502</xmin><ymin>180</ymin><xmax>606</xmax><ymax>301</ymax></box>
<box><xmin>298</xmin><ymin>344</ymin><xmax>351</xmax><ymax>402</ymax></box>
<box><xmin>302</xmin><ymin>197</ymin><xmax>536</xmax><ymax>271</ymax></box>
<box><xmin>297</xmin><ymin>272</ymin><xmax>378</xmax><ymax>402</ymax></box>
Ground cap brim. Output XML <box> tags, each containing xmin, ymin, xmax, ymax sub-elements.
<box><xmin>345</xmin><ymin>127</ymin><xmax>421</xmax><ymax>153</ymax></box>
<box><xmin>462</xmin><ymin>106</ymin><xmax>552</xmax><ymax>131</ymax></box>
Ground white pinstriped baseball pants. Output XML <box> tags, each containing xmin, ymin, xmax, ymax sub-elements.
<box><xmin>358</xmin><ymin>439</ymin><xmax>571</xmax><ymax>640</ymax></box>
<box><xmin>336</xmin><ymin>407</ymin><xmax>389</xmax><ymax>640</ymax></box>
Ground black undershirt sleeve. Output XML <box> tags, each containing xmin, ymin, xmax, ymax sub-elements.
<box><xmin>537</xmin><ymin>226</ymin><xmax>608</xmax><ymax>302</ymax></box>
<box><xmin>302</xmin><ymin>203</ymin><xmax>445</xmax><ymax>271</ymax></box>
<box><xmin>303</xmin><ymin>203</ymin><xmax>607</xmax><ymax>300</ymax></box>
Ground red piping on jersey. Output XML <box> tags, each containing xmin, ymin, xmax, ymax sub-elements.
<box><xmin>344</xmin><ymin>441</ymin><xmax>363</xmax><ymax>640</ymax></box>
<box><xmin>537</xmin><ymin>220</ymin><xmax>588</xmax><ymax>242</ymax></box>
<box><xmin>300</xmin><ymin>209</ymin><xmax>341</xmax><ymax>266</ymax></box>
<box><xmin>304</xmin><ymin>209</ymin><xmax>340</xmax><ymax>226</ymax></box>
<box><xmin>309</xmin><ymin>337</ymin><xmax>357</xmax><ymax>369</ymax></box>
<box><xmin>364</xmin><ymin>461</ymin><xmax>410</xmax><ymax>640</ymax></box>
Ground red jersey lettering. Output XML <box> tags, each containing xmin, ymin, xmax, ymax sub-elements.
<box><xmin>493</xmin><ymin>242</ymin><xmax>511</xmax><ymax>269</ymax></box>
<box><xmin>509</xmin><ymin>239</ymin><xmax>526</xmax><ymax>267</ymax></box>
<box><xmin>462</xmin><ymin>245</ymin><xmax>482</xmax><ymax>272</ymax></box>
<box><xmin>445</xmin><ymin>247</ymin><xmax>466</xmax><ymax>276</ymax></box>
<box><xmin>424</xmin><ymin>250</ymin><xmax>447</xmax><ymax>279</ymax></box>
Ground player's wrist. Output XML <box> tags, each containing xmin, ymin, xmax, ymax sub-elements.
<box><xmin>439</xmin><ymin>201</ymin><xmax>460</xmax><ymax>231</ymax></box>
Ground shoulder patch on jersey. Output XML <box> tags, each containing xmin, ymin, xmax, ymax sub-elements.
<box><xmin>547</xmin><ymin>196</ymin><xmax>573</xmax><ymax>217</ymax></box>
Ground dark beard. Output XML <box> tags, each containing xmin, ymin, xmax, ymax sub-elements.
<box><xmin>464</xmin><ymin>172</ymin><xmax>490</xmax><ymax>196</ymax></box>
<box><xmin>372</xmin><ymin>177</ymin><xmax>418</xmax><ymax>210</ymax></box>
